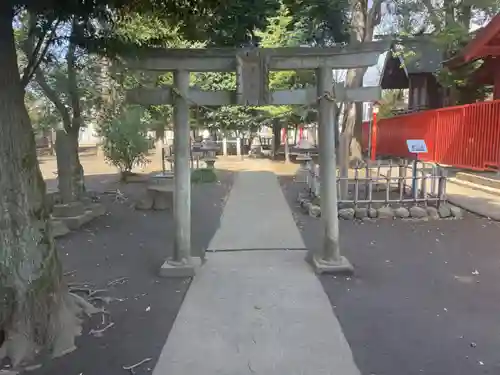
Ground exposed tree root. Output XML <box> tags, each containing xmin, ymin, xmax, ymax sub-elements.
<box><xmin>0</xmin><ymin>288</ymin><xmax>107</xmax><ymax>372</ymax></box>
<box><xmin>89</xmin><ymin>322</ymin><xmax>114</xmax><ymax>338</ymax></box>
<box><xmin>123</xmin><ymin>358</ymin><xmax>152</xmax><ymax>374</ymax></box>
<box><xmin>107</xmin><ymin>277</ymin><xmax>128</xmax><ymax>286</ymax></box>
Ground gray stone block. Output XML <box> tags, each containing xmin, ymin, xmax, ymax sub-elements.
<box><xmin>338</xmin><ymin>202</ymin><xmax>355</xmax><ymax>210</ymax></box>
<box><xmin>354</xmin><ymin>207</ymin><xmax>368</xmax><ymax>219</ymax></box>
<box><xmin>338</xmin><ymin>208</ymin><xmax>355</xmax><ymax>220</ymax></box>
<box><xmin>368</xmin><ymin>207</ymin><xmax>378</xmax><ymax>219</ymax></box>
<box><xmin>150</xmin><ymin>175</ymin><xmax>174</xmax><ymax>187</ymax></box>
<box><xmin>136</xmin><ymin>194</ymin><xmax>154</xmax><ymax>210</ymax></box>
<box><xmin>450</xmin><ymin>205</ymin><xmax>463</xmax><ymax>219</ymax></box>
<box><xmin>308</xmin><ymin>204</ymin><xmax>321</xmax><ymax>218</ymax></box>
<box><xmin>51</xmin><ymin>219</ymin><xmax>70</xmax><ymax>238</ymax></box>
<box><xmin>58</xmin><ymin>210</ymin><xmax>94</xmax><ymax>230</ymax></box>
<box><xmin>394</xmin><ymin>207</ymin><xmax>410</xmax><ymax>218</ymax></box>
<box><xmin>410</xmin><ymin>206</ymin><xmax>428</xmax><ymax>219</ymax></box>
<box><xmin>438</xmin><ymin>205</ymin><xmax>452</xmax><ymax>218</ymax></box>
<box><xmin>87</xmin><ymin>203</ymin><xmax>106</xmax><ymax>219</ymax></box>
<box><xmin>52</xmin><ymin>201</ymin><xmax>85</xmax><ymax>218</ymax></box>
<box><xmin>80</xmin><ymin>196</ymin><xmax>93</xmax><ymax>206</ymax></box>
<box><xmin>377</xmin><ymin>206</ymin><xmax>394</xmax><ymax>219</ymax></box>
<box><xmin>124</xmin><ymin>173</ymin><xmax>149</xmax><ymax>183</ymax></box>
<box><xmin>426</xmin><ymin>206</ymin><xmax>440</xmax><ymax>220</ymax></box>
<box><xmin>153</xmin><ymin>191</ymin><xmax>173</xmax><ymax>210</ymax></box>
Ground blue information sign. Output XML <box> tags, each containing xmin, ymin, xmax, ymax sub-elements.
<box><xmin>406</xmin><ymin>139</ymin><xmax>428</xmax><ymax>154</ymax></box>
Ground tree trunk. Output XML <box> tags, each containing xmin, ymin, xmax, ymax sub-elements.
<box><xmin>342</xmin><ymin>97</ymin><xmax>365</xmax><ymax>161</ymax></box>
<box><xmin>0</xmin><ymin>9</ymin><xmax>93</xmax><ymax>367</ymax></box>
<box><xmin>65</xmin><ymin>34</ymin><xmax>85</xmax><ymax>201</ymax></box>
<box><xmin>55</xmin><ymin>127</ymin><xmax>84</xmax><ymax>204</ymax></box>
<box><xmin>342</xmin><ymin>0</ymin><xmax>381</xmax><ymax>162</ymax></box>
<box><xmin>342</xmin><ymin>0</ymin><xmax>367</xmax><ymax>161</ymax></box>
<box><xmin>30</xmin><ymin>40</ymin><xmax>85</xmax><ymax>203</ymax></box>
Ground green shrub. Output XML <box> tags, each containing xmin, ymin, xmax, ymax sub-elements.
<box><xmin>191</xmin><ymin>168</ymin><xmax>217</xmax><ymax>184</ymax></box>
<box><xmin>98</xmin><ymin>105</ymin><xmax>152</xmax><ymax>178</ymax></box>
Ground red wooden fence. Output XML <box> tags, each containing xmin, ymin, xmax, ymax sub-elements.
<box><xmin>362</xmin><ymin>100</ymin><xmax>500</xmax><ymax>170</ymax></box>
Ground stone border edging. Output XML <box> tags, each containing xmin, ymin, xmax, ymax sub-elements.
<box><xmin>297</xmin><ymin>193</ymin><xmax>463</xmax><ymax>221</ymax></box>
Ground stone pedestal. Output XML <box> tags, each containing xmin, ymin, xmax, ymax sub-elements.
<box><xmin>52</xmin><ymin>202</ymin><xmax>85</xmax><ymax>218</ymax></box>
<box><xmin>51</xmin><ymin>201</ymin><xmax>106</xmax><ymax>231</ymax></box>
<box><xmin>51</xmin><ymin>219</ymin><xmax>70</xmax><ymax>238</ymax></box>
<box><xmin>159</xmin><ymin>258</ymin><xmax>202</xmax><ymax>277</ymax></box>
<box><xmin>311</xmin><ymin>255</ymin><xmax>354</xmax><ymax>275</ymax></box>
<box><xmin>136</xmin><ymin>184</ymin><xmax>174</xmax><ymax>211</ymax></box>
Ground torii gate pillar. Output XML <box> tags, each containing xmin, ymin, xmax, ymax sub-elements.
<box><xmin>160</xmin><ymin>70</ymin><xmax>195</xmax><ymax>277</ymax></box>
<box><xmin>313</xmin><ymin>67</ymin><xmax>353</xmax><ymax>273</ymax></box>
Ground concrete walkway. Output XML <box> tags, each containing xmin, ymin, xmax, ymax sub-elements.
<box><xmin>207</xmin><ymin>171</ymin><xmax>306</xmax><ymax>251</ymax></box>
<box><xmin>152</xmin><ymin>171</ymin><xmax>360</xmax><ymax>375</ymax></box>
<box><xmin>446</xmin><ymin>181</ymin><xmax>500</xmax><ymax>220</ymax></box>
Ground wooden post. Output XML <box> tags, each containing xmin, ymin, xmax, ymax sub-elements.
<box><xmin>312</xmin><ymin>66</ymin><xmax>353</xmax><ymax>274</ymax></box>
<box><xmin>161</xmin><ymin>70</ymin><xmax>194</xmax><ymax>277</ymax></box>
<box><xmin>370</xmin><ymin>110</ymin><xmax>378</xmax><ymax>161</ymax></box>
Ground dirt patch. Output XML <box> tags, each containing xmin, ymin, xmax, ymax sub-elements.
<box><xmin>280</xmin><ymin>175</ymin><xmax>500</xmax><ymax>375</ymax></box>
<box><xmin>24</xmin><ymin>171</ymin><xmax>234</xmax><ymax>375</ymax></box>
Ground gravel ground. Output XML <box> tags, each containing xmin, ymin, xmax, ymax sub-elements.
<box><xmin>26</xmin><ymin>170</ymin><xmax>234</xmax><ymax>375</ymax></box>
<box><xmin>280</xmin><ymin>175</ymin><xmax>500</xmax><ymax>375</ymax></box>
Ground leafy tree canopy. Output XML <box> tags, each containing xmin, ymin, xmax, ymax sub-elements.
<box><xmin>282</xmin><ymin>0</ymin><xmax>349</xmax><ymax>45</ymax></box>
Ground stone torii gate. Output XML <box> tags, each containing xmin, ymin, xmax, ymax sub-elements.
<box><xmin>126</xmin><ymin>41</ymin><xmax>389</xmax><ymax>277</ymax></box>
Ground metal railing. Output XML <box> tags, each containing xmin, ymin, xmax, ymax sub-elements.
<box><xmin>362</xmin><ymin>100</ymin><xmax>500</xmax><ymax>171</ymax></box>
<box><xmin>302</xmin><ymin>159</ymin><xmax>447</xmax><ymax>207</ymax></box>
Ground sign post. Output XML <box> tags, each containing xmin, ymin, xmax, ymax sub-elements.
<box><xmin>406</xmin><ymin>139</ymin><xmax>428</xmax><ymax>197</ymax></box>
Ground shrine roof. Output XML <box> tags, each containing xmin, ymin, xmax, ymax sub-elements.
<box><xmin>377</xmin><ymin>35</ymin><xmax>444</xmax><ymax>74</ymax></box>
<box><xmin>375</xmin><ymin>35</ymin><xmax>444</xmax><ymax>89</ymax></box>
<box><xmin>445</xmin><ymin>13</ymin><xmax>500</xmax><ymax>68</ymax></box>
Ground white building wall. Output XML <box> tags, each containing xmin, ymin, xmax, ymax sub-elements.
<box><xmin>79</xmin><ymin>122</ymin><xmax>101</xmax><ymax>145</ymax></box>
